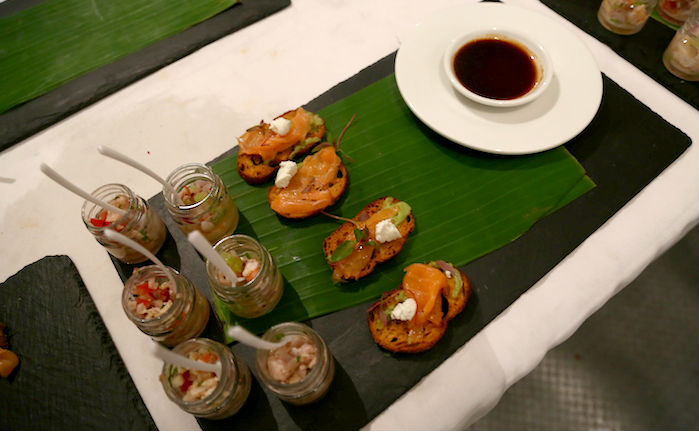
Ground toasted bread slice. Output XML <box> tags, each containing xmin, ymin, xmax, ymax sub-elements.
<box><xmin>368</xmin><ymin>262</ymin><xmax>471</xmax><ymax>353</ymax></box>
<box><xmin>267</xmin><ymin>145</ymin><xmax>349</xmax><ymax>219</ymax></box>
<box><xmin>323</xmin><ymin>197</ymin><xmax>415</xmax><ymax>282</ymax></box>
<box><xmin>368</xmin><ymin>289</ymin><xmax>447</xmax><ymax>353</ymax></box>
<box><xmin>236</xmin><ymin>109</ymin><xmax>325</xmax><ymax>185</ymax></box>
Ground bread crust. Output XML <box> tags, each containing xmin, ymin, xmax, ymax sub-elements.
<box><xmin>367</xmin><ymin>263</ymin><xmax>471</xmax><ymax>353</ymax></box>
<box><xmin>236</xmin><ymin>109</ymin><xmax>326</xmax><ymax>185</ymax></box>
<box><xmin>323</xmin><ymin>197</ymin><xmax>415</xmax><ymax>281</ymax></box>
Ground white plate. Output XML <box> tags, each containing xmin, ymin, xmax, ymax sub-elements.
<box><xmin>395</xmin><ymin>2</ymin><xmax>603</xmax><ymax>155</ymax></box>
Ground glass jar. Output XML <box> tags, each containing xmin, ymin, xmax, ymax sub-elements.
<box><xmin>160</xmin><ymin>338</ymin><xmax>251</xmax><ymax>419</ymax></box>
<box><xmin>206</xmin><ymin>234</ymin><xmax>283</xmax><ymax>319</ymax></box>
<box><xmin>663</xmin><ymin>8</ymin><xmax>699</xmax><ymax>80</ymax></box>
<box><xmin>255</xmin><ymin>322</ymin><xmax>335</xmax><ymax>405</ymax></box>
<box><xmin>164</xmin><ymin>163</ymin><xmax>239</xmax><ymax>244</ymax></box>
<box><xmin>597</xmin><ymin>0</ymin><xmax>658</xmax><ymax>35</ymax></box>
<box><xmin>656</xmin><ymin>0</ymin><xmax>698</xmax><ymax>26</ymax></box>
<box><xmin>81</xmin><ymin>183</ymin><xmax>167</xmax><ymax>264</ymax></box>
<box><xmin>122</xmin><ymin>265</ymin><xmax>210</xmax><ymax>347</ymax></box>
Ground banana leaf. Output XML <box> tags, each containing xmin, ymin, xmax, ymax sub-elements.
<box><xmin>211</xmin><ymin>74</ymin><xmax>595</xmax><ymax>336</ymax></box>
<box><xmin>0</xmin><ymin>0</ymin><xmax>237</xmax><ymax>114</ymax></box>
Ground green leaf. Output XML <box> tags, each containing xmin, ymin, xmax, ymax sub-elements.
<box><xmin>0</xmin><ymin>0</ymin><xmax>237</xmax><ymax>113</ymax></box>
<box><xmin>328</xmin><ymin>240</ymin><xmax>356</xmax><ymax>263</ymax></box>
<box><xmin>210</xmin><ymin>74</ymin><xmax>595</xmax><ymax>334</ymax></box>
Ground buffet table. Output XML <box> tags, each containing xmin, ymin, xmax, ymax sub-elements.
<box><xmin>0</xmin><ymin>0</ymin><xmax>696</xmax><ymax>429</ymax></box>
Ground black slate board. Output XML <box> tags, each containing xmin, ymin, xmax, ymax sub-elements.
<box><xmin>541</xmin><ymin>0</ymin><xmax>698</xmax><ymax>109</ymax></box>
<box><xmin>0</xmin><ymin>255</ymin><xmax>157</xmax><ymax>430</ymax></box>
<box><xmin>107</xmin><ymin>52</ymin><xmax>691</xmax><ymax>430</ymax></box>
<box><xmin>0</xmin><ymin>0</ymin><xmax>290</xmax><ymax>151</ymax></box>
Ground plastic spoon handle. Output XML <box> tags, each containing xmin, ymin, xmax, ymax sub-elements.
<box><xmin>187</xmin><ymin>231</ymin><xmax>239</xmax><ymax>285</ymax></box>
<box><xmin>97</xmin><ymin>145</ymin><xmax>174</xmax><ymax>193</ymax></box>
<box><xmin>153</xmin><ymin>343</ymin><xmax>222</xmax><ymax>374</ymax></box>
<box><xmin>227</xmin><ymin>325</ymin><xmax>285</xmax><ymax>351</ymax></box>
<box><xmin>40</xmin><ymin>163</ymin><xmax>126</xmax><ymax>215</ymax></box>
<box><xmin>103</xmin><ymin>229</ymin><xmax>176</xmax><ymax>290</ymax></box>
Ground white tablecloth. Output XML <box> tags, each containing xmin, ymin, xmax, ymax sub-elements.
<box><xmin>0</xmin><ymin>0</ymin><xmax>696</xmax><ymax>429</ymax></box>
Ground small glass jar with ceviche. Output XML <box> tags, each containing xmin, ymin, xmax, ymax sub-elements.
<box><xmin>656</xmin><ymin>0</ymin><xmax>698</xmax><ymax>26</ymax></box>
<box><xmin>160</xmin><ymin>338</ymin><xmax>251</xmax><ymax>419</ymax></box>
<box><xmin>164</xmin><ymin>163</ymin><xmax>239</xmax><ymax>245</ymax></box>
<box><xmin>597</xmin><ymin>0</ymin><xmax>658</xmax><ymax>34</ymax></box>
<box><xmin>206</xmin><ymin>234</ymin><xmax>283</xmax><ymax>319</ymax></box>
<box><xmin>663</xmin><ymin>8</ymin><xmax>699</xmax><ymax>80</ymax></box>
<box><xmin>81</xmin><ymin>183</ymin><xmax>167</xmax><ymax>264</ymax></box>
<box><xmin>122</xmin><ymin>265</ymin><xmax>210</xmax><ymax>347</ymax></box>
<box><xmin>255</xmin><ymin>322</ymin><xmax>335</xmax><ymax>405</ymax></box>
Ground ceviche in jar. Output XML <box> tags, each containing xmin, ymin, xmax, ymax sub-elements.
<box><xmin>164</xmin><ymin>163</ymin><xmax>239</xmax><ymax>244</ymax></box>
<box><xmin>663</xmin><ymin>8</ymin><xmax>699</xmax><ymax>80</ymax></box>
<box><xmin>256</xmin><ymin>322</ymin><xmax>335</xmax><ymax>405</ymax></box>
<box><xmin>81</xmin><ymin>183</ymin><xmax>166</xmax><ymax>264</ymax></box>
<box><xmin>657</xmin><ymin>0</ymin><xmax>698</xmax><ymax>25</ymax></box>
<box><xmin>206</xmin><ymin>235</ymin><xmax>283</xmax><ymax>319</ymax></box>
<box><xmin>597</xmin><ymin>0</ymin><xmax>657</xmax><ymax>34</ymax></box>
<box><xmin>122</xmin><ymin>266</ymin><xmax>210</xmax><ymax>347</ymax></box>
<box><xmin>161</xmin><ymin>338</ymin><xmax>251</xmax><ymax>419</ymax></box>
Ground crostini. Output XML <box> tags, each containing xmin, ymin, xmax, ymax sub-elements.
<box><xmin>367</xmin><ymin>261</ymin><xmax>471</xmax><ymax>353</ymax></box>
<box><xmin>236</xmin><ymin>108</ymin><xmax>325</xmax><ymax>185</ymax></box>
<box><xmin>323</xmin><ymin>197</ymin><xmax>414</xmax><ymax>282</ymax></box>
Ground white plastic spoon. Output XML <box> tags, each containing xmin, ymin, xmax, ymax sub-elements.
<box><xmin>226</xmin><ymin>325</ymin><xmax>286</xmax><ymax>351</ymax></box>
<box><xmin>103</xmin><ymin>229</ymin><xmax>177</xmax><ymax>290</ymax></box>
<box><xmin>152</xmin><ymin>343</ymin><xmax>222</xmax><ymax>374</ymax></box>
<box><xmin>97</xmin><ymin>145</ymin><xmax>175</xmax><ymax>195</ymax></box>
<box><xmin>40</xmin><ymin>163</ymin><xmax>126</xmax><ymax>215</ymax></box>
<box><xmin>187</xmin><ymin>230</ymin><xmax>239</xmax><ymax>286</ymax></box>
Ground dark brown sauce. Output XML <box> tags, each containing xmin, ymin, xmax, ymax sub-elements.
<box><xmin>452</xmin><ymin>37</ymin><xmax>538</xmax><ymax>100</ymax></box>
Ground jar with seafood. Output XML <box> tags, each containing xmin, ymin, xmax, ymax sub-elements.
<box><xmin>122</xmin><ymin>266</ymin><xmax>210</xmax><ymax>347</ymax></box>
<box><xmin>255</xmin><ymin>322</ymin><xmax>335</xmax><ymax>405</ymax></box>
<box><xmin>160</xmin><ymin>338</ymin><xmax>251</xmax><ymax>419</ymax></box>
<box><xmin>597</xmin><ymin>0</ymin><xmax>658</xmax><ymax>34</ymax></box>
<box><xmin>164</xmin><ymin>163</ymin><xmax>239</xmax><ymax>244</ymax></box>
<box><xmin>206</xmin><ymin>234</ymin><xmax>284</xmax><ymax>319</ymax></box>
<box><xmin>81</xmin><ymin>183</ymin><xmax>167</xmax><ymax>264</ymax></box>
<box><xmin>663</xmin><ymin>8</ymin><xmax>699</xmax><ymax>80</ymax></box>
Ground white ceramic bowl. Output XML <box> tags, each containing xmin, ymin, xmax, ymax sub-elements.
<box><xmin>443</xmin><ymin>28</ymin><xmax>553</xmax><ymax>107</ymax></box>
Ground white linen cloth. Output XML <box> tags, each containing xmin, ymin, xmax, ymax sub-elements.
<box><xmin>0</xmin><ymin>0</ymin><xmax>696</xmax><ymax>429</ymax></box>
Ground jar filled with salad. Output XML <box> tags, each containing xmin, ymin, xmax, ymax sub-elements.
<box><xmin>663</xmin><ymin>8</ymin><xmax>699</xmax><ymax>80</ymax></box>
<box><xmin>255</xmin><ymin>322</ymin><xmax>335</xmax><ymax>405</ymax></box>
<box><xmin>597</xmin><ymin>0</ymin><xmax>658</xmax><ymax>34</ymax></box>
<box><xmin>160</xmin><ymin>338</ymin><xmax>251</xmax><ymax>419</ymax></box>
<box><xmin>164</xmin><ymin>163</ymin><xmax>239</xmax><ymax>244</ymax></box>
<box><xmin>206</xmin><ymin>234</ymin><xmax>283</xmax><ymax>319</ymax></box>
<box><xmin>122</xmin><ymin>266</ymin><xmax>210</xmax><ymax>347</ymax></box>
<box><xmin>81</xmin><ymin>183</ymin><xmax>167</xmax><ymax>264</ymax></box>
<box><xmin>656</xmin><ymin>0</ymin><xmax>698</xmax><ymax>26</ymax></box>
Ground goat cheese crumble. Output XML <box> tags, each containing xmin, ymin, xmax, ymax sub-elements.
<box><xmin>390</xmin><ymin>298</ymin><xmax>417</xmax><ymax>321</ymax></box>
<box><xmin>375</xmin><ymin>219</ymin><xmax>402</xmax><ymax>243</ymax></box>
<box><xmin>274</xmin><ymin>161</ymin><xmax>298</xmax><ymax>188</ymax></box>
<box><xmin>270</xmin><ymin>117</ymin><xmax>292</xmax><ymax>136</ymax></box>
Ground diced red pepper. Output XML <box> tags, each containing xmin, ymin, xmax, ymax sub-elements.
<box><xmin>135</xmin><ymin>282</ymin><xmax>155</xmax><ymax>299</ymax></box>
<box><xmin>180</xmin><ymin>370</ymin><xmax>193</xmax><ymax>393</ymax></box>
<box><xmin>135</xmin><ymin>297</ymin><xmax>152</xmax><ymax>307</ymax></box>
<box><xmin>90</xmin><ymin>210</ymin><xmax>111</xmax><ymax>227</ymax></box>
